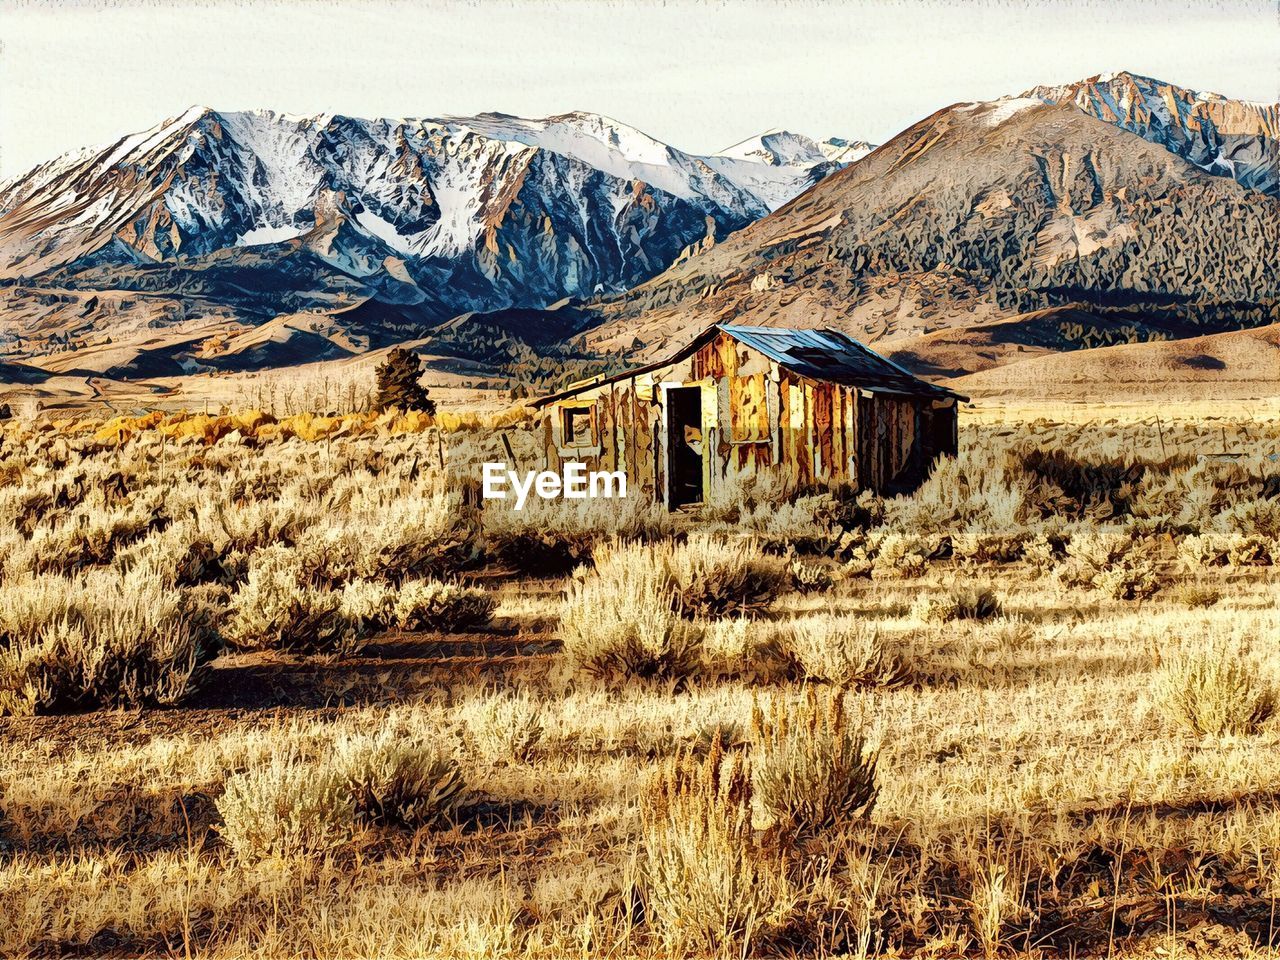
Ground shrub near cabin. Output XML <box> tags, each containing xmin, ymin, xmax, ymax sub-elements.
<box><xmin>482</xmin><ymin>463</ymin><xmax>627</xmax><ymax>510</ymax></box>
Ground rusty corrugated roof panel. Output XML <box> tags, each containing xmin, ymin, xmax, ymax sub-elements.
<box><xmin>717</xmin><ymin>324</ymin><xmax>966</xmax><ymax>400</ymax></box>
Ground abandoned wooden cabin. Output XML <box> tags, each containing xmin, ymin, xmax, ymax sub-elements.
<box><xmin>531</xmin><ymin>323</ymin><xmax>966</xmax><ymax>508</ymax></box>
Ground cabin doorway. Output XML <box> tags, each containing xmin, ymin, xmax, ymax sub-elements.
<box><xmin>665</xmin><ymin>386</ymin><xmax>704</xmax><ymax>508</ymax></box>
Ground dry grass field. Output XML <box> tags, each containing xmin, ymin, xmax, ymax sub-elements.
<box><xmin>2</xmin><ymin>400</ymin><xmax>1279</xmax><ymax>958</ymax></box>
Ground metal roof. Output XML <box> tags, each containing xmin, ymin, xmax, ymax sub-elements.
<box><xmin>716</xmin><ymin>324</ymin><xmax>965</xmax><ymax>400</ymax></box>
<box><xmin>532</xmin><ymin>322</ymin><xmax>966</xmax><ymax>407</ymax></box>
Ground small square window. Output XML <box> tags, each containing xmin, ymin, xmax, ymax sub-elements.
<box><xmin>563</xmin><ymin>407</ymin><xmax>593</xmax><ymax>446</ymax></box>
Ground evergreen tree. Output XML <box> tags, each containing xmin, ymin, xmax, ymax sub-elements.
<box><xmin>373</xmin><ymin>348</ymin><xmax>436</xmax><ymax>415</ymax></box>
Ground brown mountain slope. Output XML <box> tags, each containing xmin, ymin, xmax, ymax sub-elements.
<box><xmin>949</xmin><ymin>323</ymin><xmax>1280</xmax><ymax>401</ymax></box>
<box><xmin>880</xmin><ymin>302</ymin><xmax>1226</xmax><ymax>380</ymax></box>
<box><xmin>883</xmin><ymin>306</ymin><xmax>1117</xmax><ymax>379</ymax></box>
<box><xmin>567</xmin><ymin>98</ymin><xmax>1279</xmax><ymax>368</ymax></box>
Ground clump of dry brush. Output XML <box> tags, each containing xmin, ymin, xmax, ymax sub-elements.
<box><xmin>0</xmin><ymin>568</ymin><xmax>220</xmax><ymax>714</ymax></box>
<box><xmin>1156</xmin><ymin>646</ymin><xmax>1278</xmax><ymax>737</ymax></box>
<box><xmin>557</xmin><ymin>536</ymin><xmax>786</xmax><ymax>682</ymax></box>
<box><xmin>751</xmin><ymin>688</ymin><xmax>879</xmax><ymax>844</ymax></box>
<box><xmin>558</xmin><ymin>541</ymin><xmax>702</xmax><ymax>682</ymax></box>
<box><xmin>914</xmin><ymin>584</ymin><xmax>1004</xmax><ymax>623</ymax></box>
<box><xmin>0</xmin><ymin>426</ymin><xmax>499</xmax><ymax>714</ymax></box>
<box><xmin>640</xmin><ymin>689</ymin><xmax>880</xmax><ymax>957</ymax></box>
<box><xmin>775</xmin><ymin>616</ymin><xmax>911</xmax><ymax>689</ymax></box>
<box><xmin>482</xmin><ymin>494</ymin><xmax>675</xmax><ymax>575</ymax></box>
<box><xmin>217</xmin><ymin>732</ymin><xmax>468</xmax><ymax>862</ymax></box>
<box><xmin>641</xmin><ymin>735</ymin><xmax>791</xmax><ymax>956</ymax></box>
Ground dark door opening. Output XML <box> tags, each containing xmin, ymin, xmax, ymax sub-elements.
<box><xmin>666</xmin><ymin>386</ymin><xmax>704</xmax><ymax>508</ymax></box>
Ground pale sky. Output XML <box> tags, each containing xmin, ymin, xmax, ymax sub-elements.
<box><xmin>1</xmin><ymin>0</ymin><xmax>1277</xmax><ymax>179</ymax></box>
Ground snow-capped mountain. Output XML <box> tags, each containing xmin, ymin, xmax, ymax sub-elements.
<box><xmin>0</xmin><ymin>107</ymin><xmax>861</xmax><ymax>315</ymax></box>
<box><xmin>717</xmin><ymin>129</ymin><xmax>876</xmax><ymax>167</ymax></box>
<box><xmin>1025</xmin><ymin>71</ymin><xmax>1279</xmax><ymax>195</ymax></box>
<box><xmin>709</xmin><ymin>130</ymin><xmax>877</xmax><ymax>209</ymax></box>
<box><xmin>566</xmin><ymin>91</ymin><xmax>1280</xmax><ymax>371</ymax></box>
<box><xmin>4</xmin><ymin>71</ymin><xmax>1270</xmax><ymax>384</ymax></box>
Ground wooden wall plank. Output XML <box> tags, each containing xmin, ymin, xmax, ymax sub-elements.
<box><xmin>601</xmin><ymin>386</ymin><xmax>616</xmax><ymax>472</ymax></box>
<box><xmin>814</xmin><ymin>383</ymin><xmax>833</xmax><ymax>482</ymax></box>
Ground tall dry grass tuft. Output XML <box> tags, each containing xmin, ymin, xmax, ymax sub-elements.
<box><xmin>884</xmin><ymin>448</ymin><xmax>1027</xmax><ymax>535</ymax></box>
<box><xmin>557</xmin><ymin>544</ymin><xmax>700</xmax><ymax>682</ymax></box>
<box><xmin>751</xmin><ymin>689</ymin><xmax>878</xmax><ymax>844</ymax></box>
<box><xmin>640</xmin><ymin>738</ymin><xmax>792</xmax><ymax>956</ymax></box>
<box><xmin>952</xmin><ymin>532</ymin><xmax>1024</xmax><ymax>565</ymax></box>
<box><xmin>0</xmin><ymin>570</ymin><xmax>219</xmax><ymax>715</ymax></box>
<box><xmin>788</xmin><ymin>555</ymin><xmax>837</xmax><ymax>593</ymax></box>
<box><xmin>217</xmin><ymin>757</ymin><xmax>356</xmax><ymax>862</ymax></box>
<box><xmin>1157</xmin><ymin>648</ymin><xmax>1277</xmax><ymax>736</ymax></box>
<box><xmin>965</xmin><ymin>840</ymin><xmax>1027</xmax><ymax>957</ymax></box>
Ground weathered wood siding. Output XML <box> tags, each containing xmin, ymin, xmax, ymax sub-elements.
<box><xmin>538</xmin><ymin>329</ymin><xmax>956</xmax><ymax>505</ymax></box>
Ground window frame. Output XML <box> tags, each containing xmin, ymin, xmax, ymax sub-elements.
<box><xmin>560</xmin><ymin>404</ymin><xmax>596</xmax><ymax>449</ymax></box>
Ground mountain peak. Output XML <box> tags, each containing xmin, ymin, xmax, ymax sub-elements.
<box><xmin>218</xmin><ymin>107</ymin><xmax>326</xmax><ymax>126</ymax></box>
<box><xmin>1026</xmin><ymin>70</ymin><xmax>1279</xmax><ymax>113</ymax></box>
<box><xmin>1025</xmin><ymin>71</ymin><xmax>1278</xmax><ymax>194</ymax></box>
<box><xmin>717</xmin><ymin>129</ymin><xmax>822</xmax><ymax>165</ymax></box>
<box><xmin>716</xmin><ymin>129</ymin><xmax>877</xmax><ymax>168</ymax></box>
<box><xmin>1091</xmin><ymin>69</ymin><xmax>1157</xmax><ymax>86</ymax></box>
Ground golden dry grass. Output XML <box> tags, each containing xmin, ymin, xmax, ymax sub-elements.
<box><xmin>0</xmin><ymin>404</ymin><xmax>1278</xmax><ymax>957</ymax></box>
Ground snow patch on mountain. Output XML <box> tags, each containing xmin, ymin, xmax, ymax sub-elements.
<box><xmin>353</xmin><ymin>208</ymin><xmax>410</xmax><ymax>253</ymax></box>
<box><xmin>219</xmin><ymin>109</ymin><xmax>323</xmax><ymax>223</ymax></box>
<box><xmin>237</xmin><ymin>224</ymin><xmax>305</xmax><ymax>247</ymax></box>
<box><xmin>456</xmin><ymin>112</ymin><xmax>677</xmax><ymax>181</ymax></box>
<box><xmin>818</xmin><ymin>137</ymin><xmax>876</xmax><ymax>164</ymax></box>
<box><xmin>983</xmin><ymin>98</ymin><xmax>1043</xmax><ymax>127</ymax></box>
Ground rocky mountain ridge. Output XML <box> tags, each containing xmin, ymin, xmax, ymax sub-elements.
<box><xmin>0</xmin><ymin>106</ymin><xmax>859</xmax><ymax>292</ymax></box>
<box><xmin>0</xmin><ymin>71</ymin><xmax>1275</xmax><ymax>397</ymax></box>
<box><xmin>557</xmin><ymin>88</ymin><xmax>1279</xmax><ymax>392</ymax></box>
<box><xmin>1026</xmin><ymin>70</ymin><xmax>1279</xmax><ymax>195</ymax></box>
